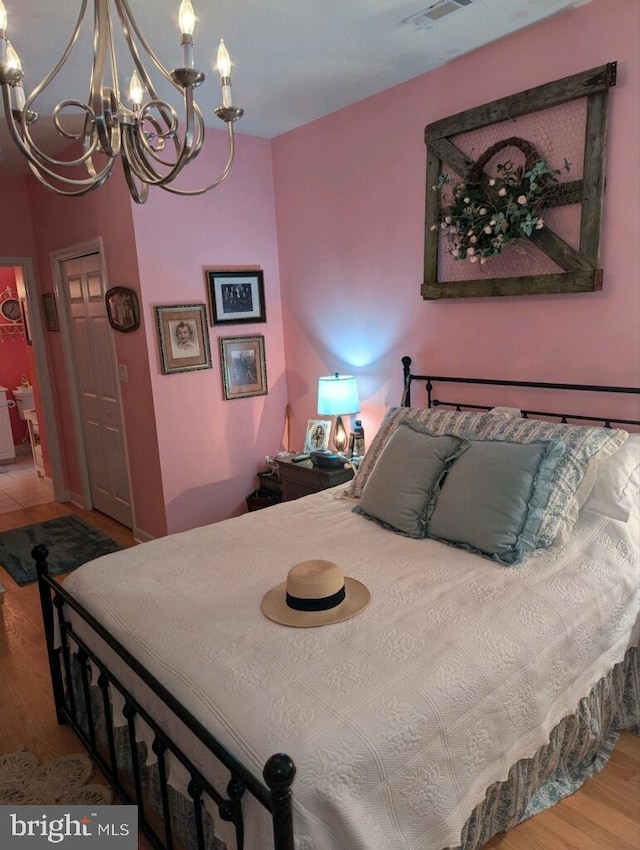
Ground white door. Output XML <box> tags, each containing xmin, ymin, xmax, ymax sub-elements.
<box><xmin>61</xmin><ymin>253</ymin><xmax>133</xmax><ymax>528</ymax></box>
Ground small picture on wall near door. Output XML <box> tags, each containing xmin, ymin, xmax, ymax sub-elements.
<box><xmin>155</xmin><ymin>304</ymin><xmax>212</xmax><ymax>375</ymax></box>
<box><xmin>105</xmin><ymin>286</ymin><xmax>140</xmax><ymax>333</ymax></box>
<box><xmin>206</xmin><ymin>270</ymin><xmax>266</xmax><ymax>326</ymax></box>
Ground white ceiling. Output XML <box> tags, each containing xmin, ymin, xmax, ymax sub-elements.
<box><xmin>0</xmin><ymin>0</ymin><xmax>593</xmax><ymax>176</ymax></box>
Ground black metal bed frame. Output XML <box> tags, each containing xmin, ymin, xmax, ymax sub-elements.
<box><xmin>35</xmin><ymin>357</ymin><xmax>640</xmax><ymax>850</ymax></box>
<box><xmin>401</xmin><ymin>355</ymin><xmax>640</xmax><ymax>427</ymax></box>
<box><xmin>35</xmin><ymin>547</ymin><xmax>296</xmax><ymax>850</ymax></box>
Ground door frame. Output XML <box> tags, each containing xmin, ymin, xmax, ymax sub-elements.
<box><xmin>0</xmin><ymin>256</ymin><xmax>66</xmax><ymax>501</ymax></box>
<box><xmin>51</xmin><ymin>238</ymin><xmax>134</xmax><ymax>523</ymax></box>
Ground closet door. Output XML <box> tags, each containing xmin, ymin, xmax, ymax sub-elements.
<box><xmin>61</xmin><ymin>253</ymin><xmax>133</xmax><ymax>528</ymax></box>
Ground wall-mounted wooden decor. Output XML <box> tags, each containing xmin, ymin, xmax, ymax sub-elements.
<box><xmin>423</xmin><ymin>62</ymin><xmax>617</xmax><ymax>299</ymax></box>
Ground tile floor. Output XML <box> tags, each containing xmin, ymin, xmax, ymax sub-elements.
<box><xmin>0</xmin><ymin>454</ymin><xmax>55</xmax><ymax>513</ymax></box>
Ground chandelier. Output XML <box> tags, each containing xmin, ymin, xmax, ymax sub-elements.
<box><xmin>0</xmin><ymin>1</ymin><xmax>244</xmax><ymax>203</ymax></box>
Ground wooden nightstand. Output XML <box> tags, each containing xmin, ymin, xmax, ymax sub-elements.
<box><xmin>277</xmin><ymin>457</ymin><xmax>354</xmax><ymax>501</ymax></box>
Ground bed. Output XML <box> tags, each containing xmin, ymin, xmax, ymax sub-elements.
<box><xmin>36</xmin><ymin>359</ymin><xmax>640</xmax><ymax>850</ymax></box>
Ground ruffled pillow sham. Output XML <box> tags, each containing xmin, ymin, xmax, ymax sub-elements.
<box><xmin>426</xmin><ymin>437</ymin><xmax>565</xmax><ymax>566</ymax></box>
<box><xmin>349</xmin><ymin>408</ymin><xmax>628</xmax><ymax>550</ymax></box>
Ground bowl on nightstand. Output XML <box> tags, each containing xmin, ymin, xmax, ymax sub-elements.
<box><xmin>310</xmin><ymin>451</ymin><xmax>348</xmax><ymax>470</ymax></box>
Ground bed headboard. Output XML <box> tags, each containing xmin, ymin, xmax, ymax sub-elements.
<box><xmin>401</xmin><ymin>356</ymin><xmax>640</xmax><ymax>429</ymax></box>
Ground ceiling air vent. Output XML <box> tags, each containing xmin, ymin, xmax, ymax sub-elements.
<box><xmin>401</xmin><ymin>0</ymin><xmax>473</xmax><ymax>30</ymax></box>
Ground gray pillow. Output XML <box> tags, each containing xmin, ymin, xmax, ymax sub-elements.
<box><xmin>354</xmin><ymin>426</ymin><xmax>465</xmax><ymax>538</ymax></box>
<box><xmin>427</xmin><ymin>438</ymin><xmax>565</xmax><ymax>565</ymax></box>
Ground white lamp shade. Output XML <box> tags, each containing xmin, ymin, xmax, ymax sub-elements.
<box><xmin>317</xmin><ymin>374</ymin><xmax>360</xmax><ymax>416</ymax></box>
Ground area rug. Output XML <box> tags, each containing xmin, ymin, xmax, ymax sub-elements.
<box><xmin>0</xmin><ymin>514</ymin><xmax>123</xmax><ymax>586</ymax></box>
<box><xmin>0</xmin><ymin>751</ymin><xmax>112</xmax><ymax>805</ymax></box>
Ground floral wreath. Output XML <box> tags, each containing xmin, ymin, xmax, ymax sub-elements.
<box><xmin>432</xmin><ymin>136</ymin><xmax>570</xmax><ymax>263</ymax></box>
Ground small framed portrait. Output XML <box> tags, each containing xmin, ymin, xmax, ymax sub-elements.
<box><xmin>206</xmin><ymin>270</ymin><xmax>266</xmax><ymax>326</ymax></box>
<box><xmin>303</xmin><ymin>419</ymin><xmax>331</xmax><ymax>453</ymax></box>
<box><xmin>20</xmin><ymin>298</ymin><xmax>32</xmax><ymax>345</ymax></box>
<box><xmin>155</xmin><ymin>304</ymin><xmax>212</xmax><ymax>375</ymax></box>
<box><xmin>105</xmin><ymin>286</ymin><xmax>140</xmax><ymax>333</ymax></box>
<box><xmin>42</xmin><ymin>293</ymin><xmax>59</xmax><ymax>331</ymax></box>
<box><xmin>219</xmin><ymin>335</ymin><xmax>267</xmax><ymax>400</ymax></box>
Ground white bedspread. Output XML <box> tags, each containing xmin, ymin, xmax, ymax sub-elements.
<box><xmin>63</xmin><ymin>489</ymin><xmax>640</xmax><ymax>850</ymax></box>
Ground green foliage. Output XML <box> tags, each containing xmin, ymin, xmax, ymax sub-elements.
<box><xmin>432</xmin><ymin>157</ymin><xmax>571</xmax><ymax>263</ymax></box>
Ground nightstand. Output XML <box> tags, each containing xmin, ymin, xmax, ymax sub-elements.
<box><xmin>277</xmin><ymin>457</ymin><xmax>354</xmax><ymax>501</ymax></box>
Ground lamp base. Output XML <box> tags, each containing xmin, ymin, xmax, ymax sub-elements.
<box><xmin>333</xmin><ymin>415</ymin><xmax>348</xmax><ymax>454</ymax></box>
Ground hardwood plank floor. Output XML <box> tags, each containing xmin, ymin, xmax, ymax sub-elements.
<box><xmin>0</xmin><ymin>502</ymin><xmax>638</xmax><ymax>849</ymax></box>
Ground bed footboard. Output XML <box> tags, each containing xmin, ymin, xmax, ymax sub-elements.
<box><xmin>34</xmin><ymin>543</ymin><xmax>295</xmax><ymax>850</ymax></box>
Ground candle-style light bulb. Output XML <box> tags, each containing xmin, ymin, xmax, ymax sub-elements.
<box><xmin>0</xmin><ymin>2</ymin><xmax>8</xmax><ymax>70</ymax></box>
<box><xmin>178</xmin><ymin>0</ymin><xmax>195</xmax><ymax>68</ymax></box>
<box><xmin>7</xmin><ymin>41</ymin><xmax>21</xmax><ymax>71</ymax></box>
<box><xmin>178</xmin><ymin>0</ymin><xmax>195</xmax><ymax>36</ymax></box>
<box><xmin>128</xmin><ymin>69</ymin><xmax>145</xmax><ymax>109</ymax></box>
<box><xmin>217</xmin><ymin>39</ymin><xmax>231</xmax><ymax>77</ymax></box>
<box><xmin>217</xmin><ymin>39</ymin><xmax>232</xmax><ymax>107</ymax></box>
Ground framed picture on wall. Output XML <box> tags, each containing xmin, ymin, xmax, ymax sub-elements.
<box><xmin>42</xmin><ymin>293</ymin><xmax>59</xmax><ymax>331</ymax></box>
<box><xmin>20</xmin><ymin>298</ymin><xmax>32</xmax><ymax>345</ymax></box>
<box><xmin>219</xmin><ymin>335</ymin><xmax>267</xmax><ymax>399</ymax></box>
<box><xmin>155</xmin><ymin>304</ymin><xmax>212</xmax><ymax>375</ymax></box>
<box><xmin>206</xmin><ymin>270</ymin><xmax>266</xmax><ymax>326</ymax></box>
<box><xmin>105</xmin><ymin>286</ymin><xmax>140</xmax><ymax>333</ymax></box>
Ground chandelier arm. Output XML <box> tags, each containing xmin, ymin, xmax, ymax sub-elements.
<box><xmin>126</xmin><ymin>91</ymin><xmax>201</xmax><ymax>184</ymax></box>
<box><xmin>151</xmin><ymin>86</ymin><xmax>202</xmax><ymax>185</ymax></box>
<box><xmin>22</xmin><ymin>0</ymin><xmax>88</xmax><ymax>112</ymax></box>
<box><xmin>120</xmin><ymin>140</ymin><xmax>150</xmax><ymax>204</ymax></box>
<box><xmin>1</xmin><ymin>84</ymin><xmax>113</xmax><ymax>188</ymax></box>
<box><xmin>116</xmin><ymin>0</ymin><xmax>180</xmax><ymax>90</ymax></box>
<box><xmin>24</xmin><ymin>152</ymin><xmax>113</xmax><ymax>197</ymax></box>
<box><xmin>91</xmin><ymin>0</ymin><xmax>120</xmax><ymax>158</ymax></box>
<box><xmin>121</xmin><ymin>122</ymin><xmax>172</xmax><ymax>185</ymax></box>
<box><xmin>136</xmin><ymin>95</ymin><xmax>204</xmax><ymax>172</ymax></box>
<box><xmin>160</xmin><ymin>121</ymin><xmax>236</xmax><ymax>196</ymax></box>
<box><xmin>18</xmin><ymin>99</ymin><xmax>102</xmax><ymax>168</ymax></box>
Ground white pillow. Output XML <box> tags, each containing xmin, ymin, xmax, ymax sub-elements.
<box><xmin>489</xmin><ymin>406</ymin><xmax>522</xmax><ymax>417</ymax></box>
<box><xmin>582</xmin><ymin>433</ymin><xmax>640</xmax><ymax>522</ymax></box>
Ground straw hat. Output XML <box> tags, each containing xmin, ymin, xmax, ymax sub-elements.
<box><xmin>261</xmin><ymin>559</ymin><xmax>370</xmax><ymax>628</ymax></box>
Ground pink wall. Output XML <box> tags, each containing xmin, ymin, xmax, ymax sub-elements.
<box><xmin>131</xmin><ymin>129</ymin><xmax>287</xmax><ymax>533</ymax></box>
<box><xmin>272</xmin><ymin>0</ymin><xmax>640</xmax><ymax>446</ymax></box>
<box><xmin>26</xmin><ymin>168</ymin><xmax>167</xmax><ymax>539</ymax></box>
<box><xmin>0</xmin><ymin>175</ymin><xmax>36</xmax><ymax>256</ymax></box>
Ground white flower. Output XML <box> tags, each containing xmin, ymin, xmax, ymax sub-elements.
<box><xmin>441</xmin><ymin>222</ymin><xmax>448</xmax><ymax>229</ymax></box>
<box><xmin>498</xmin><ymin>187</ymin><xmax>507</xmax><ymax>197</ymax></box>
<box><xmin>479</xmin><ymin>207</ymin><xmax>487</xmax><ymax>215</ymax></box>
<box><xmin>483</xmin><ymin>225</ymin><xmax>492</xmax><ymax>234</ymax></box>
<box><xmin>464</xmin><ymin>197</ymin><xmax>471</xmax><ymax>204</ymax></box>
<box><xmin>469</xmin><ymin>254</ymin><xmax>479</xmax><ymax>263</ymax></box>
<box><xmin>430</xmin><ymin>224</ymin><xmax>437</xmax><ymax>231</ymax></box>
<box><xmin>444</xmin><ymin>216</ymin><xmax>452</xmax><ymax>224</ymax></box>
<box><xmin>470</xmin><ymin>235</ymin><xmax>478</xmax><ymax>243</ymax></box>
<box><xmin>535</xmin><ymin>218</ymin><xmax>544</xmax><ymax>229</ymax></box>
<box><xmin>467</xmin><ymin>247</ymin><xmax>476</xmax><ymax>256</ymax></box>
<box><xmin>489</xmin><ymin>179</ymin><xmax>496</xmax><ymax>186</ymax></box>
<box><xmin>489</xmin><ymin>219</ymin><xmax>496</xmax><ymax>226</ymax></box>
<box><xmin>517</xmin><ymin>195</ymin><xmax>527</xmax><ymax>205</ymax></box>
<box><xmin>480</xmin><ymin>257</ymin><xmax>487</xmax><ymax>264</ymax></box>
<box><xmin>467</xmin><ymin>230</ymin><xmax>474</xmax><ymax>236</ymax></box>
<box><xmin>452</xmin><ymin>248</ymin><xmax>460</xmax><ymax>257</ymax></box>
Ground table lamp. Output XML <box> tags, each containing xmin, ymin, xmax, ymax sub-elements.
<box><xmin>317</xmin><ymin>373</ymin><xmax>360</xmax><ymax>454</ymax></box>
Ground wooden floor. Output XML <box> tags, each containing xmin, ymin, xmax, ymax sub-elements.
<box><xmin>0</xmin><ymin>501</ymin><xmax>638</xmax><ymax>850</ymax></box>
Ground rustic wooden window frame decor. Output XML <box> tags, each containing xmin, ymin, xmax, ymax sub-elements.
<box><xmin>423</xmin><ymin>62</ymin><xmax>617</xmax><ymax>300</ymax></box>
